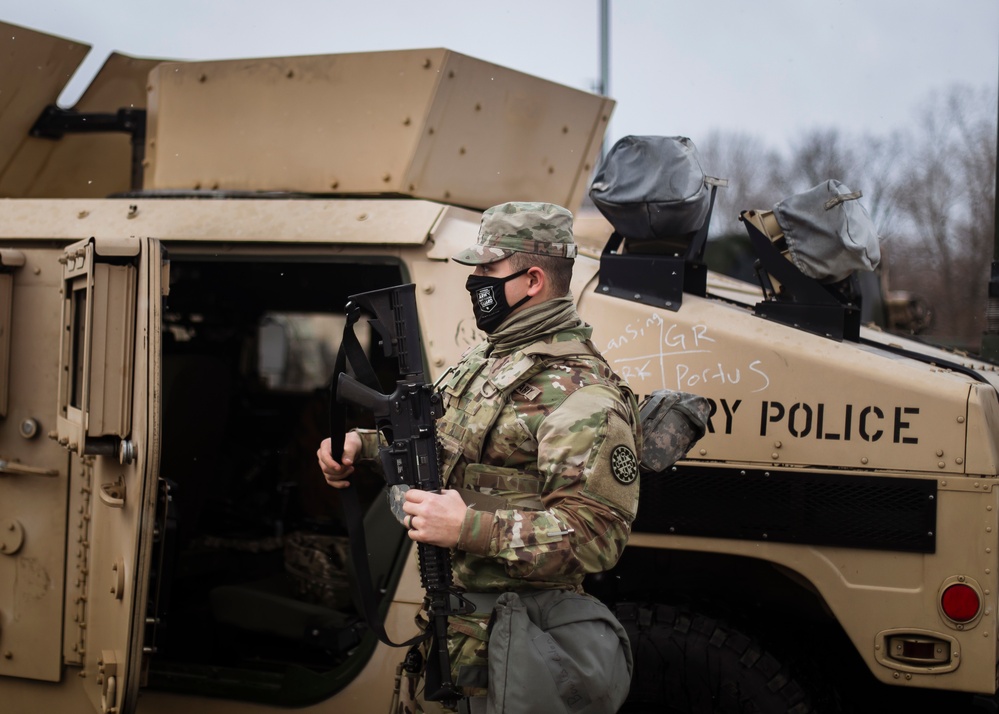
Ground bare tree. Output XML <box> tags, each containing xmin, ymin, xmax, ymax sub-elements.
<box><xmin>697</xmin><ymin>130</ymin><xmax>784</xmax><ymax>237</ymax></box>
<box><xmin>887</xmin><ymin>84</ymin><xmax>997</xmax><ymax>348</ymax></box>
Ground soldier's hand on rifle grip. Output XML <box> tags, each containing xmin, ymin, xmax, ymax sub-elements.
<box><xmin>317</xmin><ymin>432</ymin><xmax>363</xmax><ymax>488</ymax></box>
<box><xmin>402</xmin><ymin>489</ymin><xmax>467</xmax><ymax>548</ymax></box>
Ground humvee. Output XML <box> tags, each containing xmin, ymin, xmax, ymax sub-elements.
<box><xmin>2</xmin><ymin>19</ymin><xmax>998</xmax><ymax>714</ymax></box>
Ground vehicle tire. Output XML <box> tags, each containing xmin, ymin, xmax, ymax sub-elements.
<box><xmin>615</xmin><ymin>603</ymin><xmax>813</xmax><ymax>714</ymax></box>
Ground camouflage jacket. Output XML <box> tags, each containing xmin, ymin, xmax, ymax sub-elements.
<box><xmin>435</xmin><ymin>314</ymin><xmax>641</xmax><ymax>594</ymax></box>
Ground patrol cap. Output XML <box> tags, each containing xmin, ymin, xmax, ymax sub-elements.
<box><xmin>452</xmin><ymin>202</ymin><xmax>578</xmax><ymax>265</ymax></box>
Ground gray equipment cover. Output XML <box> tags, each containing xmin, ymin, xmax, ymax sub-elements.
<box><xmin>774</xmin><ymin>179</ymin><xmax>881</xmax><ymax>283</ymax></box>
<box><xmin>589</xmin><ymin>135</ymin><xmax>711</xmax><ymax>248</ymax></box>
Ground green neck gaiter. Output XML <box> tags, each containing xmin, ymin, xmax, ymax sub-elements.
<box><xmin>486</xmin><ymin>295</ymin><xmax>582</xmax><ymax>356</ymax></box>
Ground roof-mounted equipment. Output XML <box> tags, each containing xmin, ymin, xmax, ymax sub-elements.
<box><xmin>741</xmin><ymin>179</ymin><xmax>881</xmax><ymax>341</ymax></box>
<box><xmin>590</xmin><ymin>135</ymin><xmax>725</xmax><ymax>311</ymax></box>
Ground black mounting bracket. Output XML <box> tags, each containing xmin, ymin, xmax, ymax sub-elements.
<box><xmin>742</xmin><ymin>214</ymin><xmax>861</xmax><ymax>341</ymax></box>
<box><xmin>596</xmin><ymin>184</ymin><xmax>717</xmax><ymax>312</ymax></box>
<box><xmin>29</xmin><ymin>105</ymin><xmax>148</xmax><ymax>191</ymax></box>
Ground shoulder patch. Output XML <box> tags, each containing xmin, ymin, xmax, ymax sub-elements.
<box><xmin>611</xmin><ymin>445</ymin><xmax>639</xmax><ymax>485</ymax></box>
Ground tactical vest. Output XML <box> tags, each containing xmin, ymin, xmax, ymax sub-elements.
<box><xmin>436</xmin><ymin>338</ymin><xmax>636</xmax><ymax>511</ymax></box>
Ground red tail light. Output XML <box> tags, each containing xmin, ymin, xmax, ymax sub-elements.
<box><xmin>941</xmin><ymin>583</ymin><xmax>981</xmax><ymax>623</ymax></box>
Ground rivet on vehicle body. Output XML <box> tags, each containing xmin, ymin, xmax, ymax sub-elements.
<box><xmin>861</xmin><ymin>457</ymin><xmax>869</xmax><ymax>464</ymax></box>
<box><xmin>774</xmin><ymin>441</ymin><xmax>782</xmax><ymax>449</ymax></box>
<box><xmin>3</xmin><ymin>651</ymin><xmax>11</xmax><ymax>659</ymax></box>
<box><xmin>199</xmin><ymin>74</ymin><xmax>207</xmax><ymax>83</ymax></box>
<box><xmin>459</xmin><ymin>147</ymin><xmax>466</xmax><ymax>155</ymax></box>
<box><xmin>956</xmin><ymin>457</ymin><xmax>964</xmax><ymax>465</ymax></box>
<box><xmin>330</xmin><ymin>180</ymin><xmax>339</xmax><ymax>190</ymax></box>
<box><xmin>892</xmin><ymin>672</ymin><xmax>900</xmax><ymax>679</ymax></box>
<box><xmin>286</xmin><ymin>70</ymin><xmax>294</xmax><ymax>79</ymax></box>
<box><xmin>957</xmin><ymin>416</ymin><xmax>965</xmax><ymax>423</ymax></box>
<box><xmin>423</xmin><ymin>58</ymin><xmax>432</xmax><ymax>69</ymax></box>
<box><xmin>905</xmin><ymin>673</ymin><xmax>912</xmax><ymax>680</ymax></box>
<box><xmin>434</xmin><ymin>357</ymin><xmax>445</xmax><ymax>367</ymax></box>
<box><xmin>357</xmin><ymin>213</ymin><xmax>368</xmax><ymax>222</ymax></box>
<box><xmin>771</xmin><ymin>453</ymin><xmax>779</xmax><ymax>460</ymax></box>
<box><xmin>699</xmin><ymin>449</ymin><xmax>706</xmax><ymax>456</ymax></box>
<box><xmin>939</xmin><ymin>462</ymin><xmax>946</xmax><ymax>469</ymax></box>
<box><xmin>936</xmin><ymin>450</ymin><xmax>944</xmax><ymax>457</ymax></box>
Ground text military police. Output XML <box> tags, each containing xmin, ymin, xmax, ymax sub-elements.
<box><xmin>317</xmin><ymin>201</ymin><xmax>642</xmax><ymax>711</ymax></box>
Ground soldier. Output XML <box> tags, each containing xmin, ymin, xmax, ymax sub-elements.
<box><xmin>317</xmin><ymin>202</ymin><xmax>641</xmax><ymax>713</ymax></box>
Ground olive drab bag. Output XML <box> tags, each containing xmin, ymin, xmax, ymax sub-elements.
<box><xmin>485</xmin><ymin>590</ymin><xmax>633</xmax><ymax>714</ymax></box>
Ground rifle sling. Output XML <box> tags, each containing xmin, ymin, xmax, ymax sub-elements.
<box><xmin>342</xmin><ymin>482</ymin><xmax>426</xmax><ymax>648</ymax></box>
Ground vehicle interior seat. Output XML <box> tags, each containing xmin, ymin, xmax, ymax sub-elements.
<box><xmin>208</xmin><ymin>489</ymin><xmax>406</xmax><ymax>652</ymax></box>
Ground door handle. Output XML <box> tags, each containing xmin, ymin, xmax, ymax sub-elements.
<box><xmin>0</xmin><ymin>458</ymin><xmax>58</xmax><ymax>477</ymax></box>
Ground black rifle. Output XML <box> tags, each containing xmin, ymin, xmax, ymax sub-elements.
<box><xmin>329</xmin><ymin>283</ymin><xmax>471</xmax><ymax>709</ymax></box>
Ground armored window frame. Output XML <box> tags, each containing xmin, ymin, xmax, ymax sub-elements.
<box><xmin>56</xmin><ymin>238</ymin><xmax>137</xmax><ymax>454</ymax></box>
<box><xmin>0</xmin><ymin>249</ymin><xmax>24</xmax><ymax>417</ymax></box>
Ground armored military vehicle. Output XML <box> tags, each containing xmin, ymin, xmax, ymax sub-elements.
<box><xmin>2</xmin><ymin>19</ymin><xmax>998</xmax><ymax>714</ymax></box>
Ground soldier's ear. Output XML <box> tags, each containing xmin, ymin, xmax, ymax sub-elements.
<box><xmin>525</xmin><ymin>266</ymin><xmax>545</xmax><ymax>297</ymax></box>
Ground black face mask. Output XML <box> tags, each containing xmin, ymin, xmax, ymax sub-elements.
<box><xmin>465</xmin><ymin>268</ymin><xmax>531</xmax><ymax>333</ymax></box>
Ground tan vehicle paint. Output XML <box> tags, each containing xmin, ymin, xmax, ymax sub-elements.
<box><xmin>1</xmin><ymin>19</ymin><xmax>998</xmax><ymax>714</ymax></box>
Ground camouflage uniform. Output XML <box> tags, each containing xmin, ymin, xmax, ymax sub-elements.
<box><xmin>374</xmin><ymin>203</ymin><xmax>641</xmax><ymax>712</ymax></box>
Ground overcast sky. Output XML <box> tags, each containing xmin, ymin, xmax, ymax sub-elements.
<box><xmin>4</xmin><ymin>1</ymin><xmax>998</xmax><ymax>154</ymax></box>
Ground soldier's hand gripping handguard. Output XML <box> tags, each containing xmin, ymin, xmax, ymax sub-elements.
<box><xmin>329</xmin><ymin>283</ymin><xmax>472</xmax><ymax>710</ymax></box>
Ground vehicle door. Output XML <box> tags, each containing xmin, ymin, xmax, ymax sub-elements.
<box><xmin>0</xmin><ymin>235</ymin><xmax>165</xmax><ymax>714</ymax></box>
